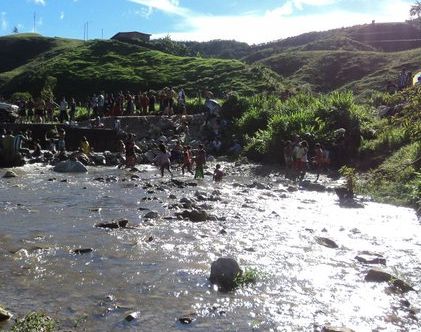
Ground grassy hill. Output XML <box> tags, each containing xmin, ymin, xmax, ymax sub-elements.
<box><xmin>236</xmin><ymin>22</ymin><xmax>421</xmax><ymax>95</ymax></box>
<box><xmin>0</xmin><ymin>35</ymin><xmax>282</xmax><ymax>98</ymax></box>
<box><xmin>2</xmin><ymin>21</ymin><xmax>421</xmax><ymax>99</ymax></box>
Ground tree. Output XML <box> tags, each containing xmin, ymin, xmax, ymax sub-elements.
<box><xmin>12</xmin><ymin>26</ymin><xmax>18</xmax><ymax>33</ymax></box>
<box><xmin>410</xmin><ymin>1</ymin><xmax>421</xmax><ymax>18</ymax></box>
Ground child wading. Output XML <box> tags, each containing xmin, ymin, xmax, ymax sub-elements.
<box><xmin>194</xmin><ymin>144</ymin><xmax>206</xmax><ymax>179</ymax></box>
<box><xmin>213</xmin><ymin>164</ymin><xmax>224</xmax><ymax>182</ymax></box>
<box><xmin>182</xmin><ymin>145</ymin><xmax>193</xmax><ymax>175</ymax></box>
<box><xmin>125</xmin><ymin>134</ymin><xmax>137</xmax><ymax>168</ymax></box>
<box><xmin>154</xmin><ymin>143</ymin><xmax>172</xmax><ymax>177</ymax></box>
<box><xmin>293</xmin><ymin>140</ymin><xmax>308</xmax><ymax>180</ymax></box>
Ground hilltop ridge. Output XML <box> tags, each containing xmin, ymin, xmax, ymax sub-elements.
<box><xmin>1</xmin><ymin>21</ymin><xmax>421</xmax><ymax>97</ymax></box>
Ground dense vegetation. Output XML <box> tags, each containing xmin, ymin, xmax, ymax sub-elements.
<box><xmin>222</xmin><ymin>87</ymin><xmax>420</xmax><ymax>210</ymax></box>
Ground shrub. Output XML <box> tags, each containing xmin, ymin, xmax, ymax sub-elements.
<box><xmin>10</xmin><ymin>91</ymin><xmax>33</xmax><ymax>102</ymax></box>
<box><xmin>10</xmin><ymin>312</ymin><xmax>56</xmax><ymax>332</ymax></box>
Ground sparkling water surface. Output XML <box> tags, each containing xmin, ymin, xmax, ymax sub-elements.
<box><xmin>0</xmin><ymin>164</ymin><xmax>419</xmax><ymax>331</ymax></box>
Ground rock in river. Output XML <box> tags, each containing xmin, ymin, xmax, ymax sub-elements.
<box><xmin>125</xmin><ymin>311</ymin><xmax>140</xmax><ymax>322</ymax></box>
<box><xmin>53</xmin><ymin>160</ymin><xmax>88</xmax><ymax>173</ymax></box>
<box><xmin>315</xmin><ymin>236</ymin><xmax>338</xmax><ymax>249</ymax></box>
<box><xmin>179</xmin><ymin>209</ymin><xmax>208</xmax><ymax>222</ymax></box>
<box><xmin>209</xmin><ymin>257</ymin><xmax>242</xmax><ymax>292</ymax></box>
<box><xmin>365</xmin><ymin>269</ymin><xmax>414</xmax><ymax>293</ymax></box>
<box><xmin>73</xmin><ymin>248</ymin><xmax>93</xmax><ymax>254</ymax></box>
<box><xmin>144</xmin><ymin>211</ymin><xmax>159</xmax><ymax>219</ymax></box>
<box><xmin>355</xmin><ymin>253</ymin><xmax>386</xmax><ymax>265</ymax></box>
<box><xmin>3</xmin><ymin>170</ymin><xmax>17</xmax><ymax>178</ymax></box>
<box><xmin>0</xmin><ymin>306</ymin><xmax>13</xmax><ymax>321</ymax></box>
<box><xmin>95</xmin><ymin>219</ymin><xmax>129</xmax><ymax>229</ymax></box>
<box><xmin>322</xmin><ymin>326</ymin><xmax>355</xmax><ymax>332</ymax></box>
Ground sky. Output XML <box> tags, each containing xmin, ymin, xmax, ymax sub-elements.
<box><xmin>0</xmin><ymin>0</ymin><xmax>416</xmax><ymax>44</ymax></box>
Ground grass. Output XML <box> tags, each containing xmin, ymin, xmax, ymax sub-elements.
<box><xmin>7</xmin><ymin>312</ymin><xmax>56</xmax><ymax>332</ymax></box>
<box><xmin>0</xmin><ymin>37</ymin><xmax>282</xmax><ymax>99</ymax></box>
<box><xmin>360</xmin><ymin>142</ymin><xmax>421</xmax><ymax>207</ymax></box>
<box><xmin>233</xmin><ymin>268</ymin><xmax>261</xmax><ymax>288</ymax></box>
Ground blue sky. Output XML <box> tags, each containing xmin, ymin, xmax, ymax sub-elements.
<box><xmin>0</xmin><ymin>0</ymin><xmax>415</xmax><ymax>44</ymax></box>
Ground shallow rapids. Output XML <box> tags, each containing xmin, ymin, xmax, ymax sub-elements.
<box><xmin>0</xmin><ymin>163</ymin><xmax>420</xmax><ymax>331</ymax></box>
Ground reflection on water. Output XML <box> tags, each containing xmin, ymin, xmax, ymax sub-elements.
<box><xmin>0</xmin><ymin>164</ymin><xmax>420</xmax><ymax>331</ymax></box>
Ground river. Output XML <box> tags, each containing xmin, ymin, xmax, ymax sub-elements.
<box><xmin>0</xmin><ymin>163</ymin><xmax>420</xmax><ymax>331</ymax></box>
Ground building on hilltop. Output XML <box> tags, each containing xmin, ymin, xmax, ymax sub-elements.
<box><xmin>111</xmin><ymin>31</ymin><xmax>151</xmax><ymax>43</ymax></box>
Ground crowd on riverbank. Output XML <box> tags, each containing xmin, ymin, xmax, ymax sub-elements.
<box><xmin>4</xmin><ymin>87</ymin><xmax>204</xmax><ymax>124</ymax></box>
<box><xmin>1</xmin><ymin>86</ymin><xmax>340</xmax><ymax>183</ymax></box>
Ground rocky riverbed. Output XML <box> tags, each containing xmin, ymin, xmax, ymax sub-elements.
<box><xmin>0</xmin><ymin>163</ymin><xmax>420</xmax><ymax>331</ymax></box>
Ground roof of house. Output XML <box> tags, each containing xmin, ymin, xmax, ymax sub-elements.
<box><xmin>112</xmin><ymin>31</ymin><xmax>152</xmax><ymax>39</ymax></box>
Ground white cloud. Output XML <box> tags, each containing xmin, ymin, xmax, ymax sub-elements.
<box><xmin>272</xmin><ymin>0</ymin><xmax>337</xmax><ymax>16</ymax></box>
<box><xmin>133</xmin><ymin>7</ymin><xmax>153</xmax><ymax>18</ymax></box>
<box><xmin>128</xmin><ymin>0</ymin><xmax>190</xmax><ymax>17</ymax></box>
<box><xmin>153</xmin><ymin>0</ymin><xmax>412</xmax><ymax>44</ymax></box>
<box><xmin>31</xmin><ymin>0</ymin><xmax>46</xmax><ymax>6</ymax></box>
<box><xmin>60</xmin><ymin>11</ymin><xmax>64</xmax><ymax>20</ymax></box>
<box><xmin>1</xmin><ymin>12</ymin><xmax>7</xmax><ymax>31</ymax></box>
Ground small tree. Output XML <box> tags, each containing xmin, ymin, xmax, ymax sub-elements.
<box><xmin>12</xmin><ymin>26</ymin><xmax>18</xmax><ymax>34</ymax></box>
<box><xmin>410</xmin><ymin>1</ymin><xmax>421</xmax><ymax>18</ymax></box>
<box><xmin>40</xmin><ymin>76</ymin><xmax>57</xmax><ymax>101</ymax></box>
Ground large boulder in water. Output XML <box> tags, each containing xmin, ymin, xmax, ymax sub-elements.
<box><xmin>0</xmin><ymin>305</ymin><xmax>13</xmax><ymax>321</ymax></box>
<box><xmin>53</xmin><ymin>160</ymin><xmax>87</xmax><ymax>173</ymax></box>
<box><xmin>365</xmin><ymin>269</ymin><xmax>414</xmax><ymax>293</ymax></box>
<box><xmin>209</xmin><ymin>257</ymin><xmax>242</xmax><ymax>292</ymax></box>
<box><xmin>3</xmin><ymin>170</ymin><xmax>17</xmax><ymax>178</ymax></box>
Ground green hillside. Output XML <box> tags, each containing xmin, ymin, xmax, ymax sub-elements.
<box><xmin>0</xmin><ymin>35</ymin><xmax>282</xmax><ymax>98</ymax></box>
<box><xmin>2</xmin><ymin>21</ymin><xmax>421</xmax><ymax>98</ymax></box>
<box><xmin>237</xmin><ymin>22</ymin><xmax>421</xmax><ymax>95</ymax></box>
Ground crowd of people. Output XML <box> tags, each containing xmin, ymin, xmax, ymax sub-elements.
<box><xmin>0</xmin><ymin>124</ymin><xmax>226</xmax><ymax>182</ymax></box>
<box><xmin>1</xmin><ymin>86</ymin><xmax>343</xmax><ymax>182</ymax></box>
<box><xmin>8</xmin><ymin>87</ymin><xmax>189</xmax><ymax>124</ymax></box>
<box><xmin>283</xmin><ymin>135</ymin><xmax>331</xmax><ymax>182</ymax></box>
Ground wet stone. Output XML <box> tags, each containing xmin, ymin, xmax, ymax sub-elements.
<box><xmin>178</xmin><ymin>317</ymin><xmax>192</xmax><ymax>324</ymax></box>
<box><xmin>0</xmin><ymin>306</ymin><xmax>12</xmax><ymax>321</ymax></box>
<box><xmin>95</xmin><ymin>219</ymin><xmax>129</xmax><ymax>229</ymax></box>
<box><xmin>321</xmin><ymin>326</ymin><xmax>355</xmax><ymax>332</ymax></box>
<box><xmin>125</xmin><ymin>311</ymin><xmax>140</xmax><ymax>322</ymax></box>
<box><xmin>144</xmin><ymin>211</ymin><xmax>159</xmax><ymax>219</ymax></box>
<box><xmin>209</xmin><ymin>257</ymin><xmax>242</xmax><ymax>292</ymax></box>
<box><xmin>355</xmin><ymin>254</ymin><xmax>386</xmax><ymax>265</ymax></box>
<box><xmin>315</xmin><ymin>237</ymin><xmax>338</xmax><ymax>249</ymax></box>
<box><xmin>73</xmin><ymin>248</ymin><xmax>93</xmax><ymax>254</ymax></box>
<box><xmin>178</xmin><ymin>210</ymin><xmax>208</xmax><ymax>222</ymax></box>
<box><xmin>3</xmin><ymin>171</ymin><xmax>17</xmax><ymax>178</ymax></box>
<box><xmin>365</xmin><ymin>269</ymin><xmax>414</xmax><ymax>292</ymax></box>
<box><xmin>300</xmin><ymin>180</ymin><xmax>326</xmax><ymax>192</ymax></box>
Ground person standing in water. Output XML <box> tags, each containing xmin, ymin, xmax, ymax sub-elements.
<box><xmin>194</xmin><ymin>144</ymin><xmax>206</xmax><ymax>179</ymax></box>
<box><xmin>154</xmin><ymin>143</ymin><xmax>172</xmax><ymax>177</ymax></box>
<box><xmin>181</xmin><ymin>145</ymin><xmax>193</xmax><ymax>175</ymax></box>
<box><xmin>125</xmin><ymin>134</ymin><xmax>137</xmax><ymax>168</ymax></box>
<box><xmin>213</xmin><ymin>164</ymin><xmax>224</xmax><ymax>182</ymax></box>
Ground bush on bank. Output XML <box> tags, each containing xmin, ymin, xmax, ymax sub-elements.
<box><xmin>221</xmin><ymin>89</ymin><xmax>420</xmax><ymax>210</ymax></box>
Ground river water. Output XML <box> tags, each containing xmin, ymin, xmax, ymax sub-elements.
<box><xmin>0</xmin><ymin>163</ymin><xmax>419</xmax><ymax>331</ymax></box>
